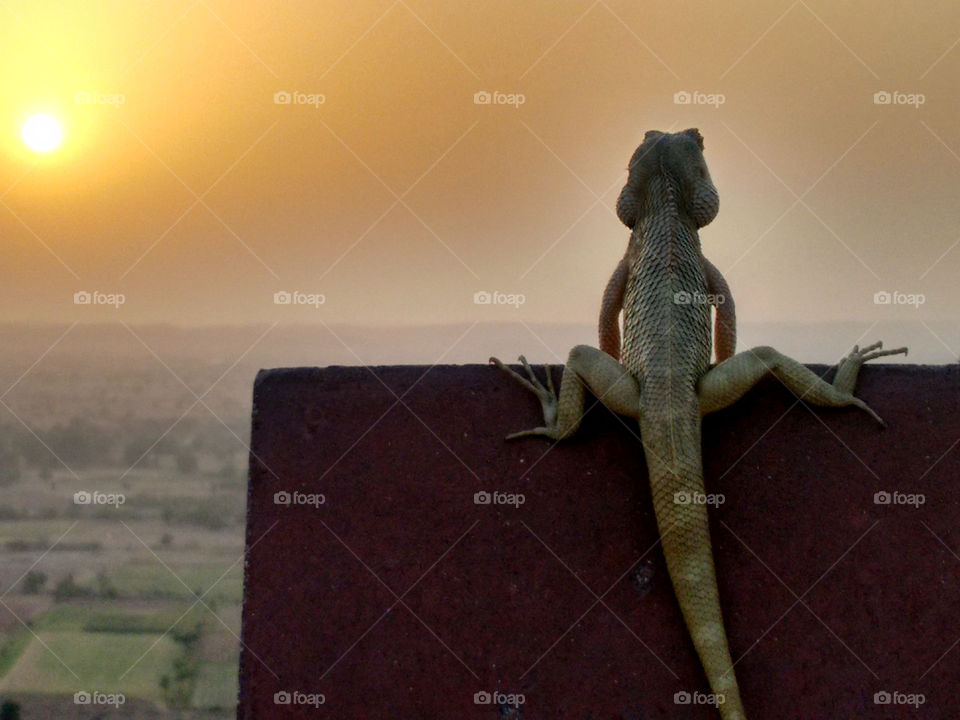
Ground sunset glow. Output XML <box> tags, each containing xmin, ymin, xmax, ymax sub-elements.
<box><xmin>21</xmin><ymin>113</ymin><xmax>62</xmax><ymax>153</ymax></box>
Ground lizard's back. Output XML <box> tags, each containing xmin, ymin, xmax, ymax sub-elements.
<box><xmin>621</xmin><ymin>188</ymin><xmax>711</xmax><ymax>388</ymax></box>
<box><xmin>616</xmin><ymin>129</ymin><xmax>747</xmax><ymax>719</ymax></box>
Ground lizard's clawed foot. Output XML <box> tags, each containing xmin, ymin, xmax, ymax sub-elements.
<box><xmin>489</xmin><ymin>355</ymin><xmax>561</xmax><ymax>440</ymax></box>
<box><xmin>845</xmin><ymin>341</ymin><xmax>909</xmax><ymax>365</ymax></box>
<box><xmin>836</xmin><ymin>341</ymin><xmax>908</xmax><ymax>427</ymax></box>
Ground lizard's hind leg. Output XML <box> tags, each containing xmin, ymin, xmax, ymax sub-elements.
<box><xmin>490</xmin><ymin>345</ymin><xmax>641</xmax><ymax>440</ymax></box>
<box><xmin>697</xmin><ymin>342</ymin><xmax>907</xmax><ymax>425</ymax></box>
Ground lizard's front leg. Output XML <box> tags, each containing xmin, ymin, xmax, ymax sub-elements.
<box><xmin>702</xmin><ymin>257</ymin><xmax>736</xmax><ymax>362</ymax></box>
<box><xmin>698</xmin><ymin>341</ymin><xmax>908</xmax><ymax>424</ymax></box>
<box><xmin>490</xmin><ymin>345</ymin><xmax>641</xmax><ymax>440</ymax></box>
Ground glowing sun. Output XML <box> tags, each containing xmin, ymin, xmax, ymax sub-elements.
<box><xmin>21</xmin><ymin>114</ymin><xmax>63</xmax><ymax>153</ymax></box>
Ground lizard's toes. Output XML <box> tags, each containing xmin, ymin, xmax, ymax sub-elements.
<box><xmin>505</xmin><ymin>427</ymin><xmax>556</xmax><ymax>441</ymax></box>
<box><xmin>491</xmin><ymin>356</ymin><xmax>541</xmax><ymax>394</ymax></box>
<box><xmin>861</xmin><ymin>346</ymin><xmax>908</xmax><ymax>362</ymax></box>
<box><xmin>851</xmin><ymin>397</ymin><xmax>886</xmax><ymax>426</ymax></box>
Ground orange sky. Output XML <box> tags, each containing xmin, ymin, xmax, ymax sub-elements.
<box><xmin>0</xmin><ymin>0</ymin><xmax>957</xmax><ymax>358</ymax></box>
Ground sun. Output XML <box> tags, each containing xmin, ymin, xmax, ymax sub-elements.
<box><xmin>21</xmin><ymin>114</ymin><xmax>63</xmax><ymax>153</ymax></box>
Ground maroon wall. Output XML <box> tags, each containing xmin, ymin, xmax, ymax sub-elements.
<box><xmin>240</xmin><ymin>363</ymin><xmax>958</xmax><ymax>719</ymax></box>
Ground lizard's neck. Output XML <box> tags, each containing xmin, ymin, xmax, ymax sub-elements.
<box><xmin>632</xmin><ymin>173</ymin><xmax>701</xmax><ymax>268</ymax></box>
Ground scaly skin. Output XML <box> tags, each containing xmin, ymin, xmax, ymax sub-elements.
<box><xmin>491</xmin><ymin>128</ymin><xmax>907</xmax><ymax>719</ymax></box>
<box><xmin>599</xmin><ymin>231</ymin><xmax>736</xmax><ymax>363</ymax></box>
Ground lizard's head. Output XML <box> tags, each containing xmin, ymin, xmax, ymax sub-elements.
<box><xmin>616</xmin><ymin>128</ymin><xmax>719</xmax><ymax>229</ymax></box>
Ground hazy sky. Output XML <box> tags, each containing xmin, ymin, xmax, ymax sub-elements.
<box><xmin>1</xmin><ymin>0</ymin><xmax>957</xmax><ymax>359</ymax></box>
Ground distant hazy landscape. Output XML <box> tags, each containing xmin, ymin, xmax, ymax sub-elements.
<box><xmin>0</xmin><ymin>325</ymin><xmax>257</xmax><ymax>719</ymax></box>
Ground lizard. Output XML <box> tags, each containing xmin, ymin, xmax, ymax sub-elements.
<box><xmin>600</xmin><ymin>134</ymin><xmax>736</xmax><ymax>364</ymax></box>
<box><xmin>490</xmin><ymin>128</ymin><xmax>907</xmax><ymax>719</ymax></box>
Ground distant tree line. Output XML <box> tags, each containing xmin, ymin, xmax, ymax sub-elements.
<box><xmin>0</xmin><ymin>416</ymin><xmax>248</xmax><ymax>484</ymax></box>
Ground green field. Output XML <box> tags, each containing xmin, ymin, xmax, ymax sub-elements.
<box><xmin>100</xmin><ymin>561</ymin><xmax>244</xmax><ymax>605</ymax></box>
<box><xmin>191</xmin><ymin>661</ymin><xmax>239</xmax><ymax>709</ymax></box>
<box><xmin>0</xmin><ymin>630</ymin><xmax>32</xmax><ymax>677</ymax></box>
<box><xmin>32</xmin><ymin>602</ymin><xmax>210</xmax><ymax>634</ymax></box>
<box><xmin>0</xmin><ymin>520</ymin><xmax>76</xmax><ymax>542</ymax></box>
<box><xmin>0</xmin><ymin>458</ymin><xmax>245</xmax><ymax>716</ymax></box>
<box><xmin>0</xmin><ymin>631</ymin><xmax>180</xmax><ymax>699</ymax></box>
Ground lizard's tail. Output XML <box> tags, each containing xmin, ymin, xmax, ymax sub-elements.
<box><xmin>642</xmin><ymin>410</ymin><xmax>747</xmax><ymax>720</ymax></box>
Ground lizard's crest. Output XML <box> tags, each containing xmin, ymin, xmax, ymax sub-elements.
<box><xmin>616</xmin><ymin>128</ymin><xmax>719</xmax><ymax>230</ymax></box>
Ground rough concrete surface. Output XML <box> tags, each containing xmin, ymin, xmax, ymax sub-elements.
<box><xmin>240</xmin><ymin>363</ymin><xmax>958</xmax><ymax>719</ymax></box>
